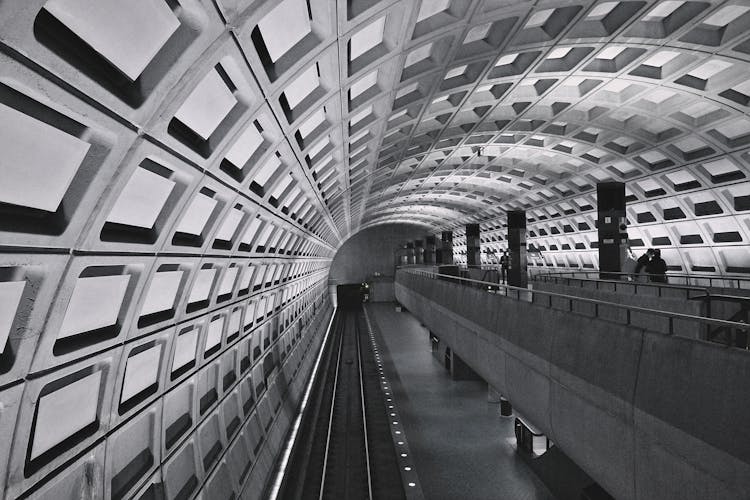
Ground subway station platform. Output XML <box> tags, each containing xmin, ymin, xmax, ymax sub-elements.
<box><xmin>365</xmin><ymin>303</ymin><xmax>554</xmax><ymax>500</ymax></box>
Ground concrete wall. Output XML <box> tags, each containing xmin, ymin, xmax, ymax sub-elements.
<box><xmin>329</xmin><ymin>224</ymin><xmax>426</xmax><ymax>285</ymax></box>
<box><xmin>369</xmin><ymin>279</ymin><xmax>396</xmax><ymax>302</ymax></box>
<box><xmin>531</xmin><ymin>280</ymin><xmax>707</xmax><ymax>339</ymax></box>
<box><xmin>395</xmin><ymin>271</ymin><xmax>750</xmax><ymax>500</ymax></box>
<box><xmin>0</xmin><ymin>3</ymin><xmax>339</xmax><ymax>498</ymax></box>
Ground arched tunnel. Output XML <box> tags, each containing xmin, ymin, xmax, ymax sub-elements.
<box><xmin>0</xmin><ymin>0</ymin><xmax>749</xmax><ymax>498</ymax></box>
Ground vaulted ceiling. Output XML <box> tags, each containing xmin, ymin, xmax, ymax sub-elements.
<box><xmin>226</xmin><ymin>0</ymin><xmax>750</xmax><ymax>274</ymax></box>
<box><xmin>2</xmin><ymin>0</ymin><xmax>750</xmax><ymax>269</ymax></box>
<box><xmin>1</xmin><ymin>2</ymin><xmax>750</xmax><ymax>498</ymax></box>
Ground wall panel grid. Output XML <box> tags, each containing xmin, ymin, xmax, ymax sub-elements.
<box><xmin>0</xmin><ymin>4</ymin><xmax>340</xmax><ymax>250</ymax></box>
<box><xmin>0</xmin><ymin>4</ymin><xmax>342</xmax><ymax>493</ymax></box>
<box><xmin>0</xmin><ymin>261</ymin><xmax>331</xmax><ymax>498</ymax></box>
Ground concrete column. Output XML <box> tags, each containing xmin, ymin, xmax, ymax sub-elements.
<box><xmin>440</xmin><ymin>231</ymin><xmax>453</xmax><ymax>265</ymax></box>
<box><xmin>507</xmin><ymin>210</ymin><xmax>527</xmax><ymax>288</ymax></box>
<box><xmin>466</xmin><ymin>223</ymin><xmax>481</xmax><ymax>267</ymax></box>
<box><xmin>424</xmin><ymin>235</ymin><xmax>436</xmax><ymax>264</ymax></box>
<box><xmin>487</xmin><ymin>385</ymin><xmax>502</xmax><ymax>403</ymax></box>
<box><xmin>597</xmin><ymin>182</ymin><xmax>627</xmax><ymax>280</ymax></box>
<box><xmin>500</xmin><ymin>396</ymin><xmax>513</xmax><ymax>417</ymax></box>
<box><xmin>405</xmin><ymin>241</ymin><xmax>415</xmax><ymax>265</ymax></box>
<box><xmin>414</xmin><ymin>240</ymin><xmax>424</xmax><ymax>264</ymax></box>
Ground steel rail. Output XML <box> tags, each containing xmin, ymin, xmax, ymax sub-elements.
<box><xmin>401</xmin><ymin>268</ymin><xmax>750</xmax><ymax>334</ymax></box>
<box><xmin>318</xmin><ymin>312</ymin><xmax>375</xmax><ymax>500</ymax></box>
<box><xmin>318</xmin><ymin>316</ymin><xmax>346</xmax><ymax>500</ymax></box>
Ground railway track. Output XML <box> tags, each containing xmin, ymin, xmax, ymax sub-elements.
<box><xmin>277</xmin><ymin>307</ymin><xmax>405</xmax><ymax>500</ymax></box>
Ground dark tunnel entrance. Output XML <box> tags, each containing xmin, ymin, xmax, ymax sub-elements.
<box><xmin>336</xmin><ymin>284</ymin><xmax>366</xmax><ymax>309</ymax></box>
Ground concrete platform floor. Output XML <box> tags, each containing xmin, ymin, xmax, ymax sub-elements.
<box><xmin>365</xmin><ymin>303</ymin><xmax>556</xmax><ymax>500</ymax></box>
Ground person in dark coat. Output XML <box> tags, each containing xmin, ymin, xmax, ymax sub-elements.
<box><xmin>645</xmin><ymin>249</ymin><xmax>668</xmax><ymax>283</ymax></box>
<box><xmin>634</xmin><ymin>248</ymin><xmax>655</xmax><ymax>277</ymax></box>
<box><xmin>500</xmin><ymin>250</ymin><xmax>510</xmax><ymax>284</ymax></box>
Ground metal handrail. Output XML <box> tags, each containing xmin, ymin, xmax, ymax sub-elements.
<box><xmin>690</xmin><ymin>293</ymin><xmax>750</xmax><ymax>303</ymax></box>
<box><xmin>531</xmin><ymin>269</ymin><xmax>750</xmax><ymax>290</ymax></box>
<box><xmin>531</xmin><ymin>273</ymin><xmax>709</xmax><ymax>299</ymax></box>
<box><xmin>399</xmin><ymin>268</ymin><xmax>750</xmax><ymax>343</ymax></box>
<box><xmin>400</xmin><ymin>265</ymin><xmax>748</xmax><ymax>299</ymax></box>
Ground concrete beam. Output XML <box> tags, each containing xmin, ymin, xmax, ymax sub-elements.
<box><xmin>395</xmin><ymin>270</ymin><xmax>750</xmax><ymax>499</ymax></box>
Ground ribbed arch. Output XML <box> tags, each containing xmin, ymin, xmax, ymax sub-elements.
<box><xmin>1</xmin><ymin>0</ymin><xmax>750</xmax><ymax>497</ymax></box>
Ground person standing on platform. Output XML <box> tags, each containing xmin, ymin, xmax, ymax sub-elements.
<box><xmin>646</xmin><ymin>248</ymin><xmax>668</xmax><ymax>283</ymax></box>
<box><xmin>500</xmin><ymin>250</ymin><xmax>509</xmax><ymax>284</ymax></box>
<box><xmin>634</xmin><ymin>248</ymin><xmax>655</xmax><ymax>281</ymax></box>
